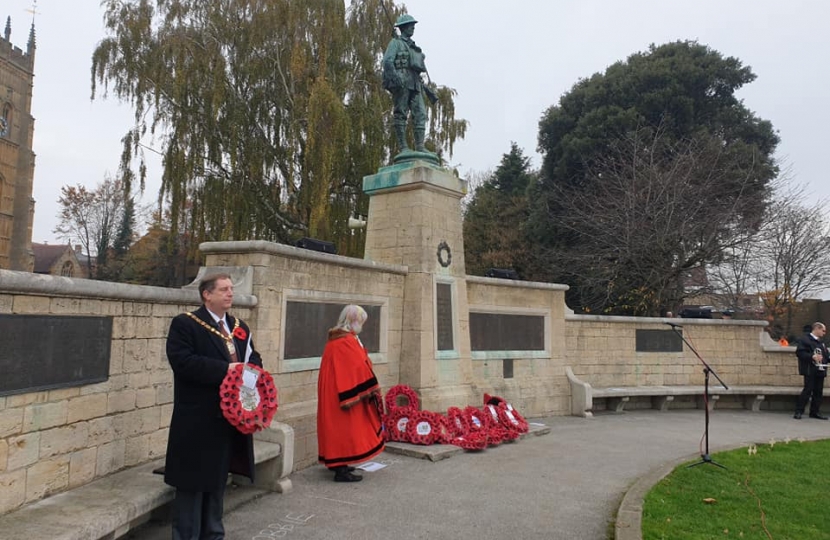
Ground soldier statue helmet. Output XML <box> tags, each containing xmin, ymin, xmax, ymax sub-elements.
<box><xmin>394</xmin><ymin>14</ymin><xmax>417</xmax><ymax>27</ymax></box>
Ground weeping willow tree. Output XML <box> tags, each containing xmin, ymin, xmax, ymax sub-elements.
<box><xmin>91</xmin><ymin>0</ymin><xmax>467</xmax><ymax>256</ymax></box>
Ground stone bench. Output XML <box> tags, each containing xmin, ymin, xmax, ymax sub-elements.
<box><xmin>566</xmin><ymin>366</ymin><xmax>802</xmax><ymax>418</ymax></box>
<box><xmin>0</xmin><ymin>422</ymin><xmax>294</xmax><ymax>540</ymax></box>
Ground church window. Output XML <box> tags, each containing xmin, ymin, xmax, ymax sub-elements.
<box><xmin>0</xmin><ymin>104</ymin><xmax>10</xmax><ymax>138</ymax></box>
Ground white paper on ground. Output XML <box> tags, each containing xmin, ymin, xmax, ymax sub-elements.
<box><xmin>529</xmin><ymin>422</ymin><xmax>546</xmax><ymax>427</ymax></box>
<box><xmin>355</xmin><ymin>462</ymin><xmax>387</xmax><ymax>472</ymax></box>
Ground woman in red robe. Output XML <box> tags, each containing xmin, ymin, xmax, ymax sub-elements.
<box><xmin>317</xmin><ymin>305</ymin><xmax>385</xmax><ymax>482</ymax></box>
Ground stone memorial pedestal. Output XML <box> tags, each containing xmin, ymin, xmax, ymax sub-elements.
<box><xmin>363</xmin><ymin>156</ymin><xmax>474</xmax><ymax>410</ymax></box>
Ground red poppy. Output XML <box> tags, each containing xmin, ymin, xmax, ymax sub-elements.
<box><xmin>233</xmin><ymin>326</ymin><xmax>248</xmax><ymax>340</ymax></box>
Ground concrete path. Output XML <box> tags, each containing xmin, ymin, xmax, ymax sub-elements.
<box><xmin>126</xmin><ymin>410</ymin><xmax>830</xmax><ymax>540</ymax></box>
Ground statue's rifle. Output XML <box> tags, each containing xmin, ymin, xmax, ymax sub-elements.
<box><xmin>380</xmin><ymin>0</ymin><xmax>398</xmax><ymax>37</ymax></box>
<box><xmin>379</xmin><ymin>1</ymin><xmax>439</xmax><ymax>105</ymax></box>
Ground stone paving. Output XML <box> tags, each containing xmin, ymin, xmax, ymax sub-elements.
<box><xmin>126</xmin><ymin>409</ymin><xmax>830</xmax><ymax>540</ymax></box>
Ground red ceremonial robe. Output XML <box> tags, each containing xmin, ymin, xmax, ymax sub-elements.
<box><xmin>317</xmin><ymin>330</ymin><xmax>384</xmax><ymax>467</ymax></box>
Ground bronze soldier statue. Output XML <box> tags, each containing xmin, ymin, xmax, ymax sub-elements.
<box><xmin>382</xmin><ymin>14</ymin><xmax>431</xmax><ymax>154</ymax></box>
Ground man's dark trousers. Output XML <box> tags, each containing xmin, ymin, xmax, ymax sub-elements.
<box><xmin>172</xmin><ymin>486</ymin><xmax>226</xmax><ymax>540</ymax></box>
<box><xmin>796</xmin><ymin>374</ymin><xmax>825</xmax><ymax>416</ymax></box>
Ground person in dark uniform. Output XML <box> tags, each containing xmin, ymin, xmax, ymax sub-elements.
<box><xmin>164</xmin><ymin>273</ymin><xmax>263</xmax><ymax>539</ymax></box>
<box><xmin>794</xmin><ymin>322</ymin><xmax>828</xmax><ymax>420</ymax></box>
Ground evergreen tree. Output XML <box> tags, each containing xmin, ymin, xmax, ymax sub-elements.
<box><xmin>463</xmin><ymin>143</ymin><xmax>535</xmax><ymax>276</ymax></box>
<box><xmin>527</xmin><ymin>41</ymin><xmax>779</xmax><ymax>315</ymax></box>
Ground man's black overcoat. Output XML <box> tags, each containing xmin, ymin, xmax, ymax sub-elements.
<box><xmin>164</xmin><ymin>305</ymin><xmax>263</xmax><ymax>492</ymax></box>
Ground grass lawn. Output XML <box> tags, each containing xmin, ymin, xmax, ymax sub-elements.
<box><xmin>641</xmin><ymin>438</ymin><xmax>830</xmax><ymax>540</ymax></box>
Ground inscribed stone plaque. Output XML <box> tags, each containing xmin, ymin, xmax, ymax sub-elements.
<box><xmin>0</xmin><ymin>315</ymin><xmax>112</xmax><ymax>396</ymax></box>
<box><xmin>436</xmin><ymin>283</ymin><xmax>454</xmax><ymax>351</ymax></box>
<box><xmin>470</xmin><ymin>313</ymin><xmax>545</xmax><ymax>351</ymax></box>
<box><xmin>283</xmin><ymin>302</ymin><xmax>380</xmax><ymax>360</ymax></box>
<box><xmin>635</xmin><ymin>329</ymin><xmax>683</xmax><ymax>352</ymax></box>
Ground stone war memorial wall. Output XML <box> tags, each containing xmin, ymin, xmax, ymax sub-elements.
<box><xmin>564</xmin><ymin>315</ymin><xmax>799</xmax><ymax>390</ymax></box>
<box><xmin>0</xmin><ymin>159</ymin><xmax>801</xmax><ymax>516</ymax></box>
<box><xmin>0</xmin><ymin>244</ymin><xmax>799</xmax><ymax>515</ymax></box>
<box><xmin>0</xmin><ymin>272</ymin><xmax>229</xmax><ymax>515</ymax></box>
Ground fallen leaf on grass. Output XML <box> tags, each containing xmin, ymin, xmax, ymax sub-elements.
<box><xmin>703</xmin><ymin>498</ymin><xmax>717</xmax><ymax>504</ymax></box>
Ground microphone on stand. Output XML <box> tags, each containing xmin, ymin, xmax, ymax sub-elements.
<box><xmin>665</xmin><ymin>322</ymin><xmax>683</xmax><ymax>329</ymax></box>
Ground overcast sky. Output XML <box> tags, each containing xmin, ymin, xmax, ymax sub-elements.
<box><xmin>5</xmin><ymin>0</ymin><xmax>829</xmax><ymax>248</ymax></box>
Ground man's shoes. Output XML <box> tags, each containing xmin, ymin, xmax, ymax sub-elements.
<box><xmin>809</xmin><ymin>413</ymin><xmax>829</xmax><ymax>420</ymax></box>
<box><xmin>334</xmin><ymin>470</ymin><xmax>363</xmax><ymax>482</ymax></box>
<box><xmin>794</xmin><ymin>412</ymin><xmax>802</xmax><ymax>419</ymax></box>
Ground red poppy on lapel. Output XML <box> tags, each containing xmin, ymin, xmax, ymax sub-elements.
<box><xmin>232</xmin><ymin>327</ymin><xmax>247</xmax><ymax>340</ymax></box>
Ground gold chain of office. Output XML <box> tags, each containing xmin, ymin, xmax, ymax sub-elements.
<box><xmin>186</xmin><ymin>312</ymin><xmax>242</xmax><ymax>344</ymax></box>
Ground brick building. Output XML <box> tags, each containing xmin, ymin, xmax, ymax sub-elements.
<box><xmin>30</xmin><ymin>242</ymin><xmax>87</xmax><ymax>278</ymax></box>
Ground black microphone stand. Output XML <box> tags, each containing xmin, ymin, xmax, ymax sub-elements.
<box><xmin>666</xmin><ymin>322</ymin><xmax>729</xmax><ymax>469</ymax></box>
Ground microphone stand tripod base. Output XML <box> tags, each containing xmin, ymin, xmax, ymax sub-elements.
<box><xmin>687</xmin><ymin>453</ymin><xmax>726</xmax><ymax>469</ymax></box>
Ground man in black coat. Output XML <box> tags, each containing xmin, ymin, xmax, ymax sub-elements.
<box><xmin>794</xmin><ymin>322</ymin><xmax>828</xmax><ymax>420</ymax></box>
<box><xmin>165</xmin><ymin>273</ymin><xmax>263</xmax><ymax>539</ymax></box>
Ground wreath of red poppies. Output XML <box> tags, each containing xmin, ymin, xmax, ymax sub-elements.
<box><xmin>480</xmin><ymin>404</ymin><xmax>511</xmax><ymax>444</ymax></box>
<box><xmin>433</xmin><ymin>414</ymin><xmax>453</xmax><ymax>444</ymax></box>
<box><xmin>219</xmin><ymin>363</ymin><xmax>278</xmax><ymax>435</ymax></box>
<box><xmin>463</xmin><ymin>406</ymin><xmax>488</xmax><ymax>432</ymax></box>
<box><xmin>484</xmin><ymin>393</ymin><xmax>530</xmax><ymax>434</ymax></box>
<box><xmin>484</xmin><ymin>403</ymin><xmax>502</xmax><ymax>426</ymax></box>
<box><xmin>385</xmin><ymin>384</ymin><xmax>420</xmax><ymax>412</ymax></box>
<box><xmin>406</xmin><ymin>411</ymin><xmax>442</xmax><ymax>445</ymax></box>
<box><xmin>501</xmin><ymin>403</ymin><xmax>529</xmax><ymax>433</ymax></box>
<box><xmin>385</xmin><ymin>406</ymin><xmax>415</xmax><ymax>442</ymax></box>
<box><xmin>446</xmin><ymin>406</ymin><xmax>470</xmax><ymax>437</ymax></box>
<box><xmin>449</xmin><ymin>431</ymin><xmax>488</xmax><ymax>451</ymax></box>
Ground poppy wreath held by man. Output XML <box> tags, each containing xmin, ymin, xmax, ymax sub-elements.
<box><xmin>219</xmin><ymin>363</ymin><xmax>278</xmax><ymax>435</ymax></box>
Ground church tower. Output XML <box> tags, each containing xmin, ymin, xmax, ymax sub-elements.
<box><xmin>0</xmin><ymin>16</ymin><xmax>36</xmax><ymax>271</ymax></box>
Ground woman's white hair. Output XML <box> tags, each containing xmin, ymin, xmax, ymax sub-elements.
<box><xmin>334</xmin><ymin>304</ymin><xmax>368</xmax><ymax>334</ymax></box>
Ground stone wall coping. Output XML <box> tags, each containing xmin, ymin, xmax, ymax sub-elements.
<box><xmin>759</xmin><ymin>330</ymin><xmax>797</xmax><ymax>352</ymax></box>
<box><xmin>0</xmin><ymin>269</ymin><xmax>257</xmax><ymax>307</ymax></box>
<box><xmin>465</xmin><ymin>275</ymin><xmax>569</xmax><ymax>291</ymax></box>
<box><xmin>200</xmin><ymin>240</ymin><xmax>409</xmax><ymax>275</ymax></box>
<box><xmin>565</xmin><ymin>312</ymin><xmax>768</xmax><ymax>327</ymax></box>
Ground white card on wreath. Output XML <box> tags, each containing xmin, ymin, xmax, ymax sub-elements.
<box><xmin>242</xmin><ymin>366</ymin><xmax>259</xmax><ymax>389</ymax></box>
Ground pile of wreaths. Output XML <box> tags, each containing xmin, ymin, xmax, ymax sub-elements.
<box><xmin>381</xmin><ymin>385</ymin><xmax>529</xmax><ymax>450</ymax></box>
